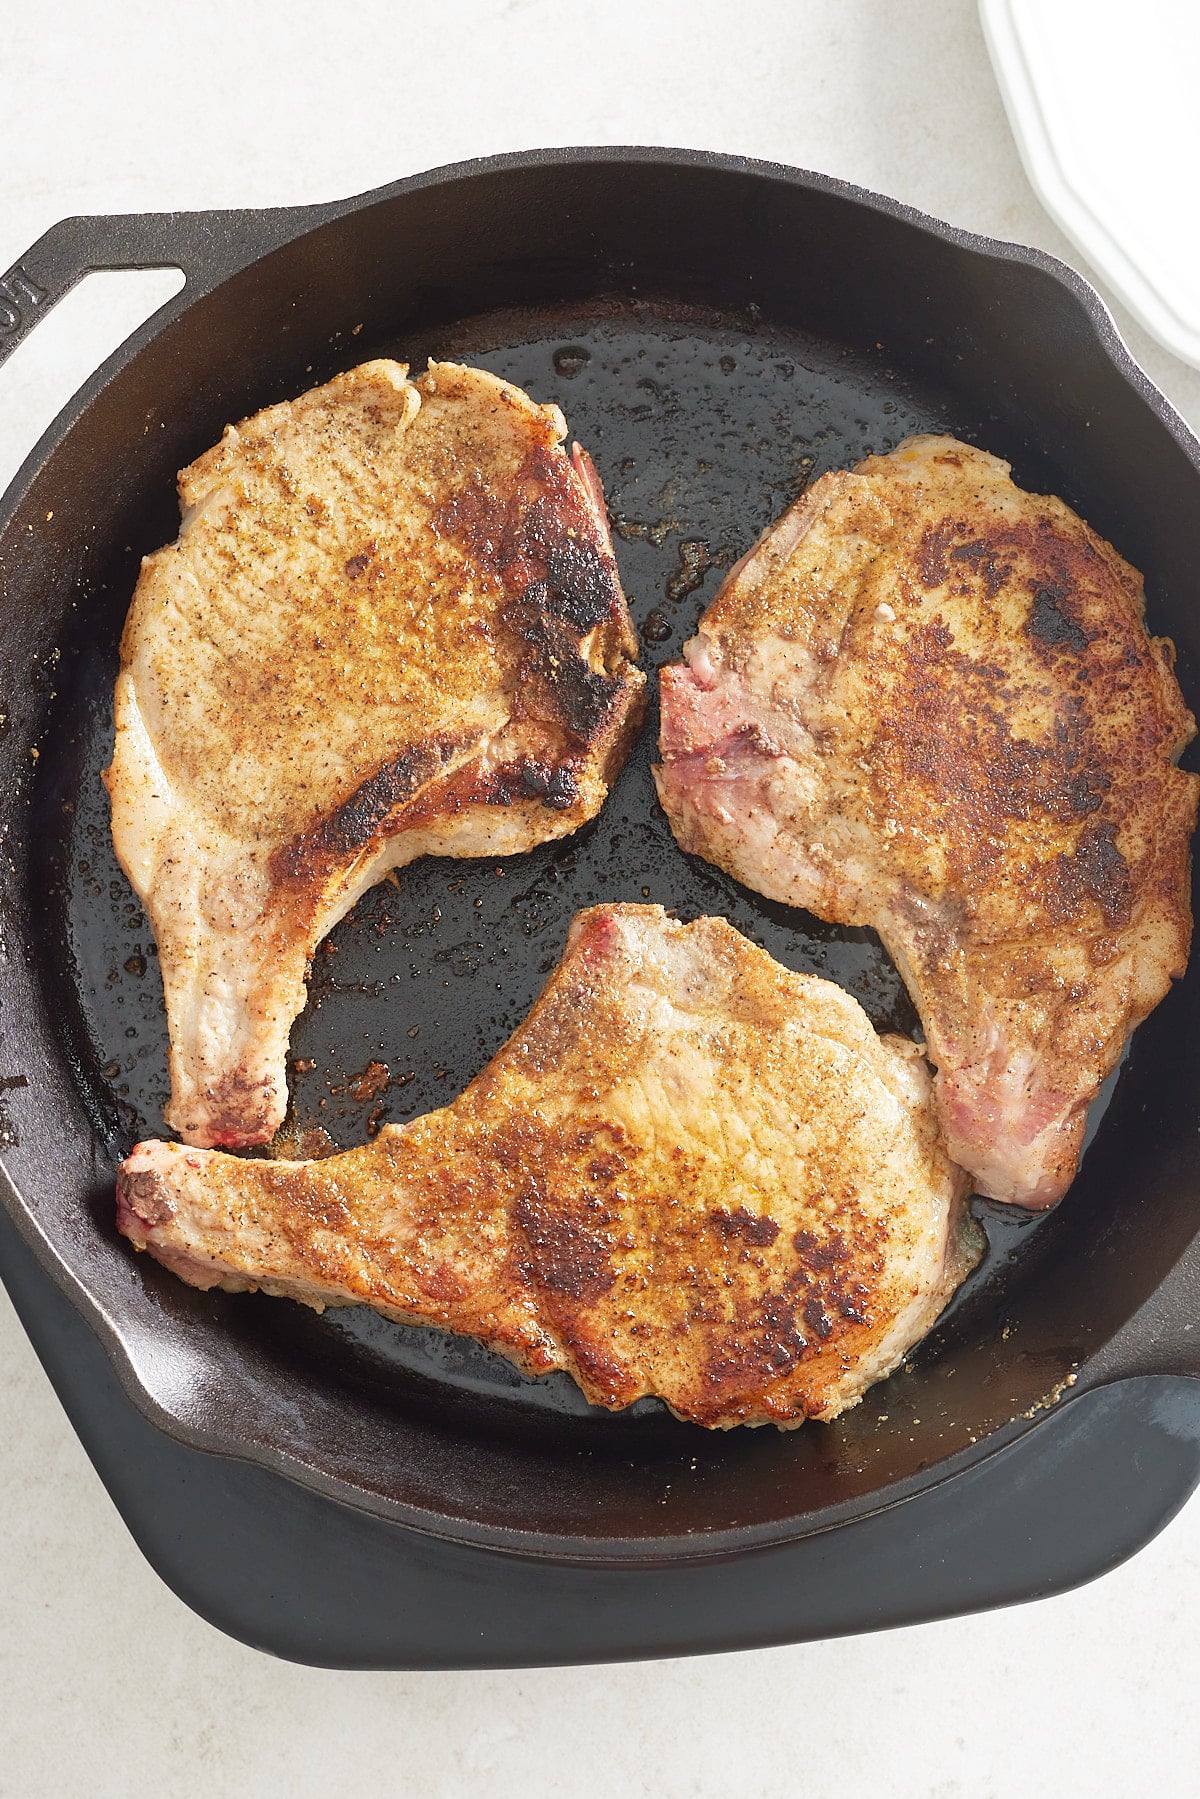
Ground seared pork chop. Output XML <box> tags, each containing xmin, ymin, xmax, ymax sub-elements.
<box><xmin>105</xmin><ymin>360</ymin><xmax>644</xmax><ymax>1150</ymax></box>
<box><xmin>656</xmin><ymin>436</ymin><xmax>1199</xmax><ymax>1209</ymax></box>
<box><xmin>116</xmin><ymin>905</ymin><xmax>980</xmax><ymax>1430</ymax></box>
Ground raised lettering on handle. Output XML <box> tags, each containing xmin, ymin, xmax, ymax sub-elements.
<box><xmin>0</xmin><ymin>266</ymin><xmax>48</xmax><ymax>334</ymax></box>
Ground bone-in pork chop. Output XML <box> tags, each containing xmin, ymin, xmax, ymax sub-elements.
<box><xmin>116</xmin><ymin>905</ymin><xmax>979</xmax><ymax>1429</ymax></box>
<box><xmin>656</xmin><ymin>436</ymin><xmax>1199</xmax><ymax>1208</ymax></box>
<box><xmin>105</xmin><ymin>360</ymin><xmax>644</xmax><ymax>1150</ymax></box>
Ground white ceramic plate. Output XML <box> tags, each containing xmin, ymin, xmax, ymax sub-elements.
<box><xmin>981</xmin><ymin>0</ymin><xmax>1200</xmax><ymax>370</ymax></box>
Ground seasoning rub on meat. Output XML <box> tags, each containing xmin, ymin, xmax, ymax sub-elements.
<box><xmin>656</xmin><ymin>436</ymin><xmax>1198</xmax><ymax>1207</ymax></box>
<box><xmin>106</xmin><ymin>361</ymin><xmax>644</xmax><ymax>1149</ymax></box>
<box><xmin>117</xmin><ymin>905</ymin><xmax>980</xmax><ymax>1430</ymax></box>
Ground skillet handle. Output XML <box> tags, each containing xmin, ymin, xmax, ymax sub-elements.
<box><xmin>0</xmin><ymin>204</ymin><xmax>339</xmax><ymax>370</ymax></box>
<box><xmin>1081</xmin><ymin>1231</ymin><xmax>1200</xmax><ymax>1390</ymax></box>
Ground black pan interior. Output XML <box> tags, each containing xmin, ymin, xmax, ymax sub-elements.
<box><xmin>7</xmin><ymin>156</ymin><xmax>1200</xmax><ymax>1558</ymax></box>
<box><xmin>51</xmin><ymin>296</ymin><xmax>983</xmax><ymax>1412</ymax></box>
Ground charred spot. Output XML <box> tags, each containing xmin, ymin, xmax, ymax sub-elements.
<box><xmin>270</xmin><ymin>739</ymin><xmax>458</xmax><ymax>882</ymax></box>
<box><xmin>949</xmin><ymin>537</ymin><xmax>1010</xmax><ymax>598</ymax></box>
<box><xmin>530</xmin><ymin>511</ymin><xmax>620</xmax><ymax>635</ymax></box>
<box><xmin>515</xmin><ymin>1183</ymin><xmax>616</xmax><ymax>1303</ymax></box>
<box><xmin>432</xmin><ymin>440</ymin><xmax>636</xmax><ymax>750</ymax></box>
<box><xmin>482</xmin><ymin>762</ymin><xmax>525</xmax><ymax>805</ymax></box>
<box><xmin>803</xmin><ymin>1295</ymin><xmax>835</xmax><ymax>1340</ymax></box>
<box><xmin>344</xmin><ymin>546</ymin><xmax>375</xmax><ymax>579</ymax></box>
<box><xmin>791</xmin><ymin>1231</ymin><xmax>878</xmax><ymax>1336</ymax></box>
<box><xmin>505</xmin><ymin>599</ymin><xmax>628</xmax><ymax>741</ymax></box>
<box><xmin>432</xmin><ymin>444</ymin><xmax>619</xmax><ymax>645</ymax></box>
<box><xmin>1047</xmin><ymin>819</ymin><xmax>1132</xmax><ymax>929</ymax></box>
<box><xmin>792</xmin><ymin>1227</ymin><xmax>851</xmax><ymax>1270</ymax></box>
<box><xmin>431</xmin><ymin>478</ymin><xmax>512</xmax><ymax>569</ymax></box>
<box><xmin>701</xmin><ymin>1290</ymin><xmax>812</xmax><ymax>1399</ymax></box>
<box><xmin>587</xmin><ymin>1151</ymin><xmax>627</xmax><ymax>1184</ymax></box>
<box><xmin>545</xmin><ymin>765</ymin><xmax>580</xmax><ymax>809</ymax></box>
<box><xmin>519</xmin><ymin>761</ymin><xmax>551</xmax><ymax>799</ymax></box>
<box><xmin>879</xmin><ymin>626</ymin><xmax>1121</xmax><ymax>847</ymax></box>
<box><xmin>711</xmin><ymin>1205</ymin><xmax>781</xmax><ymax>1247</ymax></box>
<box><xmin>1028</xmin><ymin>584</ymin><xmax>1091</xmax><ymax>655</ymax></box>
<box><xmin>482</xmin><ymin>757</ymin><xmax>582</xmax><ymax>811</ymax></box>
<box><xmin>1065</xmin><ymin>765</ymin><xmax>1110</xmax><ymax>817</ymax></box>
<box><xmin>916</xmin><ymin>519</ymin><xmax>961</xmax><ymax>589</ymax></box>
<box><xmin>752</xmin><ymin>1292</ymin><xmax>809</xmax><ymax>1373</ymax></box>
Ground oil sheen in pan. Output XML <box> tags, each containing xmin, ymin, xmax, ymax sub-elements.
<box><xmin>50</xmin><ymin>298</ymin><xmax>1098</xmax><ymax>1428</ymax></box>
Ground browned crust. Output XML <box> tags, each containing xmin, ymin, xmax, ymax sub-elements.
<box><xmin>662</xmin><ymin>442</ymin><xmax>1198</xmax><ymax>980</ymax></box>
<box><xmin>864</xmin><ymin>511</ymin><xmax>1195</xmax><ymax>916</ymax></box>
<box><xmin>269</xmin><ymin>737</ymin><xmax>473</xmax><ymax>887</ymax></box>
<box><xmin>435</xmin><ymin>436</ymin><xmax>642</xmax><ymax>737</ymax></box>
<box><xmin>268</xmin><ymin>433</ymin><xmax>646</xmax><ymax>904</ymax></box>
<box><xmin>653</xmin><ymin>437</ymin><xmax>1199</xmax><ymax>1207</ymax></box>
<box><xmin>267</xmin><ymin>685</ymin><xmax>646</xmax><ymax>909</ymax></box>
<box><xmin>117</xmin><ymin>906</ymin><xmax>977</xmax><ymax>1430</ymax></box>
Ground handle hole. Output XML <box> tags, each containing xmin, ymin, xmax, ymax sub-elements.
<box><xmin>0</xmin><ymin>267</ymin><xmax>185</xmax><ymax>495</ymax></box>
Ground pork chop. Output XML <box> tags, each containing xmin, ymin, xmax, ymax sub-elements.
<box><xmin>116</xmin><ymin>904</ymin><xmax>980</xmax><ymax>1430</ymax></box>
<box><xmin>105</xmin><ymin>360</ymin><xmax>645</xmax><ymax>1150</ymax></box>
<box><xmin>655</xmin><ymin>436</ymin><xmax>1199</xmax><ymax>1208</ymax></box>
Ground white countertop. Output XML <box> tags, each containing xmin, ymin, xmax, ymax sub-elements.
<box><xmin>3</xmin><ymin>4</ymin><xmax>1199</xmax><ymax>1793</ymax></box>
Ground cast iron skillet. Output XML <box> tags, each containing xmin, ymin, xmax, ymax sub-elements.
<box><xmin>1</xmin><ymin>148</ymin><xmax>1199</xmax><ymax>1566</ymax></box>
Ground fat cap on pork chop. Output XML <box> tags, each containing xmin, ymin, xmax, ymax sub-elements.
<box><xmin>655</xmin><ymin>435</ymin><xmax>1199</xmax><ymax>1208</ymax></box>
<box><xmin>105</xmin><ymin>360</ymin><xmax>644</xmax><ymax>1150</ymax></box>
<box><xmin>116</xmin><ymin>904</ymin><xmax>980</xmax><ymax>1430</ymax></box>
